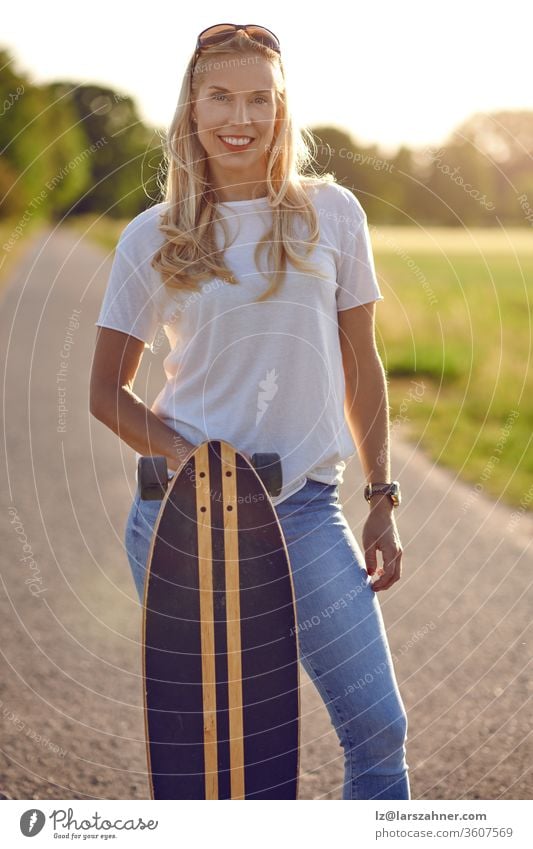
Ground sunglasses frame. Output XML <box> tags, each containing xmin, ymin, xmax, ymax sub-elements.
<box><xmin>192</xmin><ymin>23</ymin><xmax>281</xmax><ymax>67</ymax></box>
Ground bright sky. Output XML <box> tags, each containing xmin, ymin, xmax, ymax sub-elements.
<box><xmin>3</xmin><ymin>0</ymin><xmax>532</xmax><ymax>155</ymax></box>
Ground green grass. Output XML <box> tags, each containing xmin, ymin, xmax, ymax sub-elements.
<box><xmin>375</xmin><ymin>246</ymin><xmax>533</xmax><ymax>512</ymax></box>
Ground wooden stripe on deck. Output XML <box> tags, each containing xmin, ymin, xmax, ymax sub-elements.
<box><xmin>195</xmin><ymin>443</ymin><xmax>218</xmax><ymax>798</ymax></box>
<box><xmin>221</xmin><ymin>442</ymin><xmax>245</xmax><ymax>799</ymax></box>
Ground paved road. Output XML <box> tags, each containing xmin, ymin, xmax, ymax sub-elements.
<box><xmin>0</xmin><ymin>227</ymin><xmax>531</xmax><ymax>800</ymax></box>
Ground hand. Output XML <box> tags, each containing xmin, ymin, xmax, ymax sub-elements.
<box><xmin>362</xmin><ymin>502</ymin><xmax>403</xmax><ymax>592</ymax></box>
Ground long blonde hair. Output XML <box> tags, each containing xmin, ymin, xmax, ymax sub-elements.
<box><xmin>151</xmin><ymin>31</ymin><xmax>336</xmax><ymax>303</ymax></box>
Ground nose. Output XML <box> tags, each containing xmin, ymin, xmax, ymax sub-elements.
<box><xmin>228</xmin><ymin>96</ymin><xmax>252</xmax><ymax>128</ymax></box>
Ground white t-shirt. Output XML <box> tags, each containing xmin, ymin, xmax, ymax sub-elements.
<box><xmin>95</xmin><ymin>180</ymin><xmax>384</xmax><ymax>505</ymax></box>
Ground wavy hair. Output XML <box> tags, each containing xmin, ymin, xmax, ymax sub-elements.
<box><xmin>151</xmin><ymin>31</ymin><xmax>335</xmax><ymax>303</ymax></box>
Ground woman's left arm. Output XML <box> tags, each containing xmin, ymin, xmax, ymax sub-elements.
<box><xmin>338</xmin><ymin>302</ymin><xmax>403</xmax><ymax>592</ymax></box>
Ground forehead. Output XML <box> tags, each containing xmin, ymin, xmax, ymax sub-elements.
<box><xmin>194</xmin><ymin>54</ymin><xmax>277</xmax><ymax>93</ymax></box>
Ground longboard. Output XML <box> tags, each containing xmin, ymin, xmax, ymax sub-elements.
<box><xmin>139</xmin><ymin>440</ymin><xmax>300</xmax><ymax>799</ymax></box>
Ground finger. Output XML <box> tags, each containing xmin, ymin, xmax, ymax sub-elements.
<box><xmin>371</xmin><ymin>546</ymin><xmax>400</xmax><ymax>588</ymax></box>
<box><xmin>365</xmin><ymin>544</ymin><xmax>379</xmax><ymax>577</ymax></box>
<box><xmin>372</xmin><ymin>550</ymin><xmax>402</xmax><ymax>591</ymax></box>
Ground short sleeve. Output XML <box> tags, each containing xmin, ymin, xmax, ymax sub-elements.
<box><xmin>336</xmin><ymin>202</ymin><xmax>384</xmax><ymax>311</ymax></box>
<box><xmin>95</xmin><ymin>242</ymin><xmax>160</xmax><ymax>353</ymax></box>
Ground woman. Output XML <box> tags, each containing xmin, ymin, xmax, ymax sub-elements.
<box><xmin>90</xmin><ymin>23</ymin><xmax>409</xmax><ymax>800</ymax></box>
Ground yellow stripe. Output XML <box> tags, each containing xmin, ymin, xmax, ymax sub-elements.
<box><xmin>196</xmin><ymin>443</ymin><xmax>218</xmax><ymax>799</ymax></box>
<box><xmin>221</xmin><ymin>442</ymin><xmax>245</xmax><ymax>799</ymax></box>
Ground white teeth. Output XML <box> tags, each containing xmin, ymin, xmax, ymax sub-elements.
<box><xmin>220</xmin><ymin>136</ymin><xmax>253</xmax><ymax>146</ymax></box>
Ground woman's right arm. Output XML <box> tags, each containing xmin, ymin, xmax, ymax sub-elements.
<box><xmin>89</xmin><ymin>327</ymin><xmax>195</xmax><ymax>472</ymax></box>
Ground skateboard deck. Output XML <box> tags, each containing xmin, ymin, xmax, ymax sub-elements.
<box><xmin>141</xmin><ymin>440</ymin><xmax>300</xmax><ymax>799</ymax></box>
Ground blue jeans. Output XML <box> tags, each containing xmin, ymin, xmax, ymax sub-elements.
<box><xmin>124</xmin><ymin>477</ymin><xmax>410</xmax><ymax>800</ymax></box>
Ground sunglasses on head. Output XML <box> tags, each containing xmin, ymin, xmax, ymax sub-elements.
<box><xmin>193</xmin><ymin>23</ymin><xmax>281</xmax><ymax>65</ymax></box>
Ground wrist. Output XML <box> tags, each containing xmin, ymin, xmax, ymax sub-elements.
<box><xmin>168</xmin><ymin>434</ymin><xmax>195</xmax><ymax>473</ymax></box>
<box><xmin>369</xmin><ymin>492</ymin><xmax>394</xmax><ymax>512</ymax></box>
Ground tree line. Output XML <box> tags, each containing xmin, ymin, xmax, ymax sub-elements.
<box><xmin>1</xmin><ymin>47</ymin><xmax>532</xmax><ymax>226</ymax></box>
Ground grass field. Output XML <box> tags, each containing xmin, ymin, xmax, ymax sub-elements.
<box><xmin>373</xmin><ymin>227</ymin><xmax>532</xmax><ymax>512</ymax></box>
<box><xmin>54</xmin><ymin>217</ymin><xmax>533</xmax><ymax>513</ymax></box>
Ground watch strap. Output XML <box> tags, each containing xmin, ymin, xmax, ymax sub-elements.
<box><xmin>364</xmin><ymin>481</ymin><xmax>401</xmax><ymax>506</ymax></box>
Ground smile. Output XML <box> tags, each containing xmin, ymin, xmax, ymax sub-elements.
<box><xmin>218</xmin><ymin>136</ymin><xmax>255</xmax><ymax>150</ymax></box>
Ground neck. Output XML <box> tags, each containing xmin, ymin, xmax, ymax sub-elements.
<box><xmin>207</xmin><ymin>166</ymin><xmax>268</xmax><ymax>203</ymax></box>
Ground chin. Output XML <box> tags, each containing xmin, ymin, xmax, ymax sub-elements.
<box><xmin>218</xmin><ymin>156</ymin><xmax>262</xmax><ymax>171</ymax></box>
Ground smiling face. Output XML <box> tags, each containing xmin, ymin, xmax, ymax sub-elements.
<box><xmin>191</xmin><ymin>53</ymin><xmax>280</xmax><ymax>199</ymax></box>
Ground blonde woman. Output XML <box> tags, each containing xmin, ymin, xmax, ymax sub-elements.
<box><xmin>90</xmin><ymin>23</ymin><xmax>409</xmax><ymax>800</ymax></box>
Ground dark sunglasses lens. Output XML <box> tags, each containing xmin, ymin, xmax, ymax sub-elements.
<box><xmin>198</xmin><ymin>25</ymin><xmax>237</xmax><ymax>47</ymax></box>
<box><xmin>245</xmin><ymin>26</ymin><xmax>280</xmax><ymax>51</ymax></box>
<box><xmin>198</xmin><ymin>24</ymin><xmax>280</xmax><ymax>53</ymax></box>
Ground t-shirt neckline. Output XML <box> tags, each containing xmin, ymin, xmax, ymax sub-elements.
<box><xmin>216</xmin><ymin>195</ymin><xmax>270</xmax><ymax>207</ymax></box>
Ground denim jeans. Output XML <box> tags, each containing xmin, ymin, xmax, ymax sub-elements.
<box><xmin>124</xmin><ymin>476</ymin><xmax>410</xmax><ymax>800</ymax></box>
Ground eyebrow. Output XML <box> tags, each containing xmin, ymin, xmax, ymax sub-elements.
<box><xmin>206</xmin><ymin>86</ymin><xmax>271</xmax><ymax>93</ymax></box>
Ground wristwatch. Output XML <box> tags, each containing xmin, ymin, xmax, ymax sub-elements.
<box><xmin>364</xmin><ymin>481</ymin><xmax>401</xmax><ymax>507</ymax></box>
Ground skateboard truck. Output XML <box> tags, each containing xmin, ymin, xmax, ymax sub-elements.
<box><xmin>138</xmin><ymin>451</ymin><xmax>283</xmax><ymax>500</ymax></box>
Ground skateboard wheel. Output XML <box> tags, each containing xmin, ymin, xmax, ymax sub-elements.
<box><xmin>251</xmin><ymin>452</ymin><xmax>282</xmax><ymax>498</ymax></box>
<box><xmin>138</xmin><ymin>456</ymin><xmax>168</xmax><ymax>500</ymax></box>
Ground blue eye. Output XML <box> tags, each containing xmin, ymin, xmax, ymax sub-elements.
<box><xmin>211</xmin><ymin>94</ymin><xmax>269</xmax><ymax>103</ymax></box>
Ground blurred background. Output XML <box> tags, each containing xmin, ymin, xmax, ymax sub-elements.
<box><xmin>0</xmin><ymin>0</ymin><xmax>531</xmax><ymax>803</ymax></box>
<box><xmin>2</xmin><ymin>0</ymin><xmax>532</xmax><ymax>506</ymax></box>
